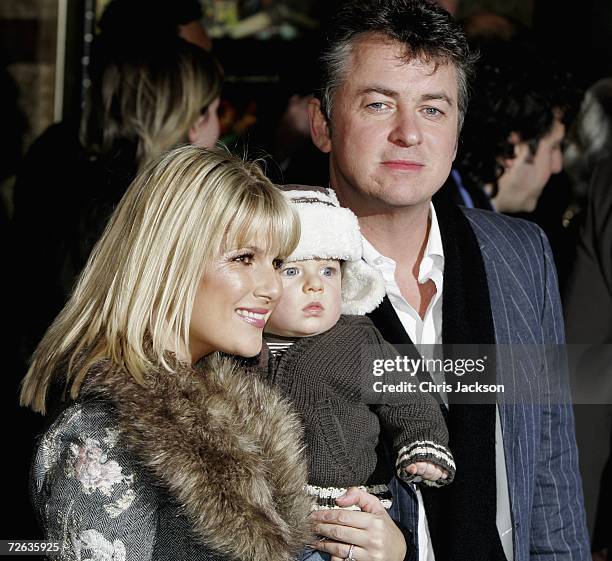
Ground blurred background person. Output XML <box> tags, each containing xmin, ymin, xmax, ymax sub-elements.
<box><xmin>563</xmin><ymin>78</ymin><xmax>612</xmax><ymax>560</ymax></box>
<box><xmin>564</xmin><ymin>78</ymin><xmax>612</xmax><ymax>345</ymax></box>
<box><xmin>449</xmin><ymin>39</ymin><xmax>573</xmax><ymax>215</ymax></box>
<box><xmin>11</xmin><ymin>35</ymin><xmax>222</xmax><ymax>369</ymax></box>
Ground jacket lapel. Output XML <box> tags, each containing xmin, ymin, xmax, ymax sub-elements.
<box><xmin>368</xmin><ymin>194</ymin><xmax>506</xmax><ymax>560</ymax></box>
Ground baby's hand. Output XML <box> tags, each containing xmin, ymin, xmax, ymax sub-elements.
<box><xmin>405</xmin><ymin>461</ymin><xmax>448</xmax><ymax>482</ymax></box>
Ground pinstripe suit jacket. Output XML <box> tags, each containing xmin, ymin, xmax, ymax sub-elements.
<box><xmin>387</xmin><ymin>207</ymin><xmax>590</xmax><ymax>561</ymax></box>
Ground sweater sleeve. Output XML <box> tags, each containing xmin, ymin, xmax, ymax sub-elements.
<box><xmin>31</xmin><ymin>401</ymin><xmax>159</xmax><ymax>561</ymax></box>
<box><xmin>362</xmin><ymin>321</ymin><xmax>456</xmax><ymax>487</ymax></box>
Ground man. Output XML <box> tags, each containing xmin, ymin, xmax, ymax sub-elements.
<box><xmin>307</xmin><ymin>1</ymin><xmax>589</xmax><ymax>560</ymax></box>
<box><xmin>453</xmin><ymin>39</ymin><xmax>569</xmax><ymax>213</ymax></box>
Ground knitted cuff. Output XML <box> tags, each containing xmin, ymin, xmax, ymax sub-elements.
<box><xmin>395</xmin><ymin>441</ymin><xmax>456</xmax><ymax>487</ymax></box>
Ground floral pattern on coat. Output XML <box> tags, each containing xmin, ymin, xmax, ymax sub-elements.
<box><xmin>31</xmin><ymin>403</ymin><xmax>153</xmax><ymax>561</ymax></box>
<box><xmin>74</xmin><ymin>529</ymin><xmax>126</xmax><ymax>561</ymax></box>
<box><xmin>68</xmin><ymin>437</ymin><xmax>128</xmax><ymax>496</ymax></box>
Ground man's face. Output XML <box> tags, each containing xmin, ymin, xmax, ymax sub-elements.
<box><xmin>310</xmin><ymin>35</ymin><xmax>460</xmax><ymax>215</ymax></box>
<box><xmin>495</xmin><ymin>117</ymin><xmax>565</xmax><ymax>213</ymax></box>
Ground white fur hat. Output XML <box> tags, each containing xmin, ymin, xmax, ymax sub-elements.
<box><xmin>279</xmin><ymin>184</ymin><xmax>385</xmax><ymax>315</ymax></box>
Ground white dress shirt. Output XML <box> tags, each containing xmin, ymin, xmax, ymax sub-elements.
<box><xmin>362</xmin><ymin>203</ymin><xmax>513</xmax><ymax>561</ymax></box>
<box><xmin>362</xmin><ymin>204</ymin><xmax>444</xmax><ymax>347</ymax></box>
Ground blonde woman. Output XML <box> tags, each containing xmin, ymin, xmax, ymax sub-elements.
<box><xmin>21</xmin><ymin>146</ymin><xmax>408</xmax><ymax>561</ymax></box>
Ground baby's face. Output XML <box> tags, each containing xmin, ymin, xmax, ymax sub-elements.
<box><xmin>265</xmin><ymin>259</ymin><xmax>342</xmax><ymax>337</ymax></box>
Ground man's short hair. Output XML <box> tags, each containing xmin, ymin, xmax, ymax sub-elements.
<box><xmin>456</xmin><ymin>38</ymin><xmax>577</xmax><ymax>193</ymax></box>
<box><xmin>318</xmin><ymin>0</ymin><xmax>477</xmax><ymax>129</ymax></box>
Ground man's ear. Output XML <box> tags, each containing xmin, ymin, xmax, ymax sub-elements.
<box><xmin>308</xmin><ymin>97</ymin><xmax>332</xmax><ymax>154</ymax></box>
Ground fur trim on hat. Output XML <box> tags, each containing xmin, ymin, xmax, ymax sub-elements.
<box><xmin>342</xmin><ymin>260</ymin><xmax>387</xmax><ymax>315</ymax></box>
<box><xmin>279</xmin><ymin>184</ymin><xmax>385</xmax><ymax>315</ymax></box>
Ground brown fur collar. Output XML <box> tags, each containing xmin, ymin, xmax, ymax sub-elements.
<box><xmin>84</xmin><ymin>354</ymin><xmax>313</xmax><ymax>561</ymax></box>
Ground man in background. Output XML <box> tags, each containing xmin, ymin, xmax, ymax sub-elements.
<box><xmin>452</xmin><ymin>39</ymin><xmax>571</xmax><ymax>213</ymax></box>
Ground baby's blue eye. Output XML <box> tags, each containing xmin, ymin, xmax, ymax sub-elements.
<box><xmin>282</xmin><ymin>267</ymin><xmax>299</xmax><ymax>277</ymax></box>
<box><xmin>321</xmin><ymin>267</ymin><xmax>335</xmax><ymax>277</ymax></box>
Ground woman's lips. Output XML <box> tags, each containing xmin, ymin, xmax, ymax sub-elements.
<box><xmin>302</xmin><ymin>303</ymin><xmax>324</xmax><ymax>317</ymax></box>
<box><xmin>382</xmin><ymin>160</ymin><xmax>424</xmax><ymax>171</ymax></box>
<box><xmin>235</xmin><ymin>308</ymin><xmax>268</xmax><ymax>329</ymax></box>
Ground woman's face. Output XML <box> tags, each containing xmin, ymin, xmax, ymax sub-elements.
<box><xmin>189</xmin><ymin>243</ymin><xmax>284</xmax><ymax>362</ymax></box>
<box><xmin>188</xmin><ymin>97</ymin><xmax>221</xmax><ymax>148</ymax></box>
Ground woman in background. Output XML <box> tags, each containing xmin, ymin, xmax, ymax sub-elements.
<box><xmin>11</xmin><ymin>35</ymin><xmax>223</xmax><ymax>366</ymax></box>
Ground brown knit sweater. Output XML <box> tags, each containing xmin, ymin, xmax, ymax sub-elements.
<box><xmin>259</xmin><ymin>315</ymin><xmax>455</xmax><ymax>509</ymax></box>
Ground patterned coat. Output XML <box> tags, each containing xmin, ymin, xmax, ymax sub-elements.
<box><xmin>31</xmin><ymin>354</ymin><xmax>313</xmax><ymax>561</ymax></box>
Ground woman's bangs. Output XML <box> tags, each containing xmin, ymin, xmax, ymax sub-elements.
<box><xmin>222</xmin><ymin>188</ymin><xmax>299</xmax><ymax>259</ymax></box>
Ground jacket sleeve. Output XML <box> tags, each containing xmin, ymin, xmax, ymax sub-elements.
<box><xmin>363</xmin><ymin>322</ymin><xmax>455</xmax><ymax>487</ymax></box>
<box><xmin>31</xmin><ymin>401</ymin><xmax>158</xmax><ymax>561</ymax></box>
<box><xmin>529</xmin><ymin>228</ymin><xmax>590</xmax><ymax>560</ymax></box>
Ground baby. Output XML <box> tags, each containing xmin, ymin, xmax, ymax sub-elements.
<box><xmin>259</xmin><ymin>185</ymin><xmax>455</xmax><ymax>520</ymax></box>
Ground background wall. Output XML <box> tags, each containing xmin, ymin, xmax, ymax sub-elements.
<box><xmin>0</xmin><ymin>0</ymin><xmax>58</xmax><ymax>149</ymax></box>
<box><xmin>458</xmin><ymin>0</ymin><xmax>533</xmax><ymax>26</ymax></box>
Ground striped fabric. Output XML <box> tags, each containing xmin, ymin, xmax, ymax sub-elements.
<box><xmin>466</xmin><ymin>209</ymin><xmax>589</xmax><ymax>560</ymax></box>
<box><xmin>305</xmin><ymin>483</ymin><xmax>393</xmax><ymax>510</ymax></box>
<box><xmin>267</xmin><ymin>341</ymin><xmax>294</xmax><ymax>357</ymax></box>
<box><xmin>386</xmin><ymin>208</ymin><xmax>590</xmax><ymax>561</ymax></box>
<box><xmin>395</xmin><ymin>441</ymin><xmax>456</xmax><ymax>487</ymax></box>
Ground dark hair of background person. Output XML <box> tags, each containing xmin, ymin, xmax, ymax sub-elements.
<box><xmin>455</xmin><ymin>38</ymin><xmax>578</xmax><ymax>199</ymax></box>
<box><xmin>316</xmin><ymin>0</ymin><xmax>477</xmax><ymax>129</ymax></box>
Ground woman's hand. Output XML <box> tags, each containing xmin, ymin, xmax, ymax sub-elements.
<box><xmin>310</xmin><ymin>487</ymin><xmax>407</xmax><ymax>561</ymax></box>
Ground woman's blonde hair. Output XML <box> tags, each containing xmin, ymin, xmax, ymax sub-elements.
<box><xmin>21</xmin><ymin>146</ymin><xmax>300</xmax><ymax>414</ymax></box>
<box><xmin>81</xmin><ymin>37</ymin><xmax>223</xmax><ymax>168</ymax></box>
